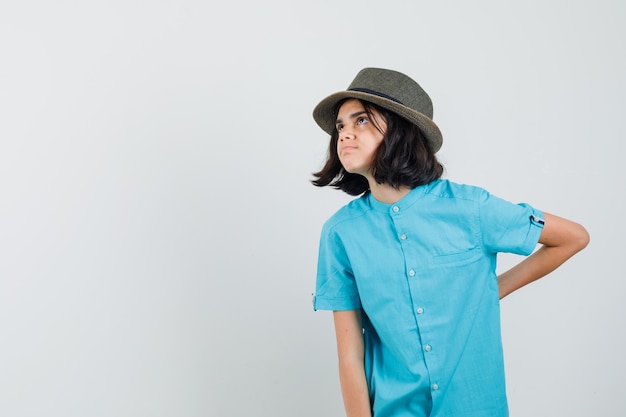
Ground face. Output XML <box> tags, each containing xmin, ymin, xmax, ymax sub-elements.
<box><xmin>335</xmin><ymin>99</ymin><xmax>387</xmax><ymax>179</ymax></box>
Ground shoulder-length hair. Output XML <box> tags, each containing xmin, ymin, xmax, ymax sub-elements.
<box><xmin>311</xmin><ymin>99</ymin><xmax>444</xmax><ymax>196</ymax></box>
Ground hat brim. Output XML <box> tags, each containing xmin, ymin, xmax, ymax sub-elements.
<box><xmin>313</xmin><ymin>91</ymin><xmax>443</xmax><ymax>153</ymax></box>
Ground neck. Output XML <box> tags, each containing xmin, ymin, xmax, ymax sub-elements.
<box><xmin>368</xmin><ymin>180</ymin><xmax>411</xmax><ymax>204</ymax></box>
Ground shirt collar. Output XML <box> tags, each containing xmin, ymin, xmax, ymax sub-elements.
<box><xmin>366</xmin><ymin>180</ymin><xmax>437</xmax><ymax>214</ymax></box>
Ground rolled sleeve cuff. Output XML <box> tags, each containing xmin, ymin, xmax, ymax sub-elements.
<box><xmin>313</xmin><ymin>294</ymin><xmax>361</xmax><ymax>311</ymax></box>
<box><xmin>519</xmin><ymin>206</ymin><xmax>545</xmax><ymax>255</ymax></box>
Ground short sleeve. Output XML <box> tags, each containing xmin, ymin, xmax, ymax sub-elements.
<box><xmin>479</xmin><ymin>191</ymin><xmax>544</xmax><ymax>256</ymax></box>
<box><xmin>313</xmin><ymin>223</ymin><xmax>361</xmax><ymax>311</ymax></box>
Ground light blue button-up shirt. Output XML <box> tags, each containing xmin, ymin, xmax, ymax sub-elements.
<box><xmin>314</xmin><ymin>179</ymin><xmax>544</xmax><ymax>417</ymax></box>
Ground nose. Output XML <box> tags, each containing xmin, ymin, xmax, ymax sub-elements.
<box><xmin>339</xmin><ymin>128</ymin><xmax>354</xmax><ymax>141</ymax></box>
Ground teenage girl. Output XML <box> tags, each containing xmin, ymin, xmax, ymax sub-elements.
<box><xmin>311</xmin><ymin>68</ymin><xmax>589</xmax><ymax>417</ymax></box>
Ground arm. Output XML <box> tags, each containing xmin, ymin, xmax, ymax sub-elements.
<box><xmin>498</xmin><ymin>212</ymin><xmax>589</xmax><ymax>299</ymax></box>
<box><xmin>333</xmin><ymin>310</ymin><xmax>372</xmax><ymax>417</ymax></box>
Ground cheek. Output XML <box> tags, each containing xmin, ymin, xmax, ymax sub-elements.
<box><xmin>370</xmin><ymin>138</ymin><xmax>384</xmax><ymax>154</ymax></box>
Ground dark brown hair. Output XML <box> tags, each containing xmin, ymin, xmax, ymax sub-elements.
<box><xmin>311</xmin><ymin>99</ymin><xmax>444</xmax><ymax>196</ymax></box>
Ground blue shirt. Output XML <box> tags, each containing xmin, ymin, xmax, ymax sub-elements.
<box><xmin>313</xmin><ymin>180</ymin><xmax>544</xmax><ymax>417</ymax></box>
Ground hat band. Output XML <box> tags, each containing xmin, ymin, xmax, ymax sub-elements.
<box><xmin>348</xmin><ymin>87</ymin><xmax>404</xmax><ymax>105</ymax></box>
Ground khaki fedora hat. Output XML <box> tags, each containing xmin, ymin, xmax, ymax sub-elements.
<box><xmin>312</xmin><ymin>67</ymin><xmax>443</xmax><ymax>153</ymax></box>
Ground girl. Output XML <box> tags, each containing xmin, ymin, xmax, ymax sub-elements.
<box><xmin>311</xmin><ymin>68</ymin><xmax>589</xmax><ymax>417</ymax></box>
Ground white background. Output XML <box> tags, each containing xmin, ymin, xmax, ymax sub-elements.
<box><xmin>1</xmin><ymin>1</ymin><xmax>624</xmax><ymax>416</ymax></box>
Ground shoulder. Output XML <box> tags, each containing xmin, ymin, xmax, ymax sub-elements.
<box><xmin>424</xmin><ymin>179</ymin><xmax>491</xmax><ymax>203</ymax></box>
<box><xmin>322</xmin><ymin>194</ymin><xmax>370</xmax><ymax>233</ymax></box>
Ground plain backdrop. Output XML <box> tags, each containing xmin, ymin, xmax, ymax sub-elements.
<box><xmin>1</xmin><ymin>1</ymin><xmax>624</xmax><ymax>416</ymax></box>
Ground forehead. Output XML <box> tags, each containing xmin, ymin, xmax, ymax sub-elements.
<box><xmin>336</xmin><ymin>99</ymin><xmax>368</xmax><ymax>123</ymax></box>
<box><xmin>337</xmin><ymin>99</ymin><xmax>364</xmax><ymax>116</ymax></box>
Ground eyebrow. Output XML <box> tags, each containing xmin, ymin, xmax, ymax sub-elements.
<box><xmin>335</xmin><ymin>110</ymin><xmax>367</xmax><ymax>125</ymax></box>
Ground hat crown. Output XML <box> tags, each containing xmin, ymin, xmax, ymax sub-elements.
<box><xmin>347</xmin><ymin>68</ymin><xmax>434</xmax><ymax>119</ymax></box>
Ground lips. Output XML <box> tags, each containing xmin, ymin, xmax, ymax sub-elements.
<box><xmin>340</xmin><ymin>146</ymin><xmax>357</xmax><ymax>153</ymax></box>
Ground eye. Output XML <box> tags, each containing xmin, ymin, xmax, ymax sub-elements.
<box><xmin>336</xmin><ymin>124</ymin><xmax>344</xmax><ymax>132</ymax></box>
<box><xmin>357</xmin><ymin>116</ymin><xmax>368</xmax><ymax>125</ymax></box>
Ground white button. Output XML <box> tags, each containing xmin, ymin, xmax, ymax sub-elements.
<box><xmin>392</xmin><ymin>206</ymin><xmax>399</xmax><ymax>213</ymax></box>
<box><xmin>424</xmin><ymin>344</ymin><xmax>432</xmax><ymax>352</ymax></box>
<box><xmin>416</xmin><ymin>307</ymin><xmax>424</xmax><ymax>314</ymax></box>
<box><xmin>400</xmin><ymin>233</ymin><xmax>407</xmax><ymax>240</ymax></box>
<box><xmin>408</xmin><ymin>270</ymin><xmax>415</xmax><ymax>277</ymax></box>
<box><xmin>432</xmin><ymin>383</ymin><xmax>439</xmax><ymax>391</ymax></box>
